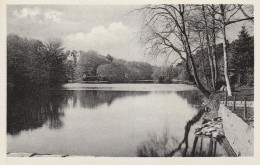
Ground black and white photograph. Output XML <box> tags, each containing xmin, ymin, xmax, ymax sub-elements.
<box><xmin>5</xmin><ymin>3</ymin><xmax>255</xmax><ymax>159</ymax></box>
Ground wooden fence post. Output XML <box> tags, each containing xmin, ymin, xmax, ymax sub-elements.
<box><xmin>233</xmin><ymin>94</ymin><xmax>236</xmax><ymax>111</ymax></box>
<box><xmin>244</xmin><ymin>97</ymin><xmax>247</xmax><ymax>120</ymax></box>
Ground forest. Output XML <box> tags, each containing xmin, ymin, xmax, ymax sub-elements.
<box><xmin>156</xmin><ymin>26</ymin><xmax>254</xmax><ymax>91</ymax></box>
<box><xmin>7</xmin><ymin>34</ymin><xmax>154</xmax><ymax>88</ymax></box>
<box><xmin>137</xmin><ymin>4</ymin><xmax>253</xmax><ymax>96</ymax></box>
<box><xmin>7</xmin><ymin>4</ymin><xmax>254</xmax><ymax>97</ymax></box>
<box><xmin>7</xmin><ymin>25</ymin><xmax>253</xmax><ymax>93</ymax></box>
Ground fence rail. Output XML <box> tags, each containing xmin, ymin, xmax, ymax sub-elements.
<box><xmin>220</xmin><ymin>92</ymin><xmax>254</xmax><ymax>121</ymax></box>
<box><xmin>220</xmin><ymin>101</ymin><xmax>254</xmax><ymax>107</ymax></box>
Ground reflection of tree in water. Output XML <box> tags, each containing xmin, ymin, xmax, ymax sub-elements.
<box><xmin>137</xmin><ymin>108</ymin><xmax>205</xmax><ymax>157</ymax></box>
<box><xmin>176</xmin><ymin>90</ymin><xmax>204</xmax><ymax>106</ymax></box>
<box><xmin>8</xmin><ymin>89</ymin><xmax>150</xmax><ymax>135</ymax></box>
<box><xmin>74</xmin><ymin>90</ymin><xmax>150</xmax><ymax>109</ymax></box>
<box><xmin>7</xmin><ymin>88</ymin><xmax>71</xmax><ymax>135</ymax></box>
<box><xmin>137</xmin><ymin>106</ymin><xmax>226</xmax><ymax>157</ymax></box>
<box><xmin>137</xmin><ymin>128</ymin><xmax>180</xmax><ymax>157</ymax></box>
<box><xmin>167</xmin><ymin>109</ymin><xmax>205</xmax><ymax>156</ymax></box>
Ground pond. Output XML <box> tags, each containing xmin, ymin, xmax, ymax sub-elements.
<box><xmin>7</xmin><ymin>83</ymin><xmax>227</xmax><ymax>157</ymax></box>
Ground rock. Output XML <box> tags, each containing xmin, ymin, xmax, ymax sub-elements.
<box><xmin>209</xmin><ymin>122</ymin><xmax>215</xmax><ymax>127</ymax></box>
<box><xmin>195</xmin><ymin>131</ymin><xmax>202</xmax><ymax>135</ymax></box>
<box><xmin>213</xmin><ymin>117</ymin><xmax>222</xmax><ymax>121</ymax></box>
<box><xmin>202</xmin><ymin>117</ymin><xmax>210</xmax><ymax>123</ymax></box>
<box><xmin>202</xmin><ymin>123</ymin><xmax>211</xmax><ymax>128</ymax></box>
<box><xmin>214</xmin><ymin>124</ymin><xmax>222</xmax><ymax>129</ymax></box>
<box><xmin>206</xmin><ymin>127</ymin><xmax>216</xmax><ymax>132</ymax></box>
<box><xmin>201</xmin><ymin>127</ymin><xmax>215</xmax><ymax>135</ymax></box>
<box><xmin>196</xmin><ymin>125</ymin><xmax>203</xmax><ymax>129</ymax></box>
<box><xmin>201</xmin><ymin>128</ymin><xmax>207</xmax><ymax>134</ymax></box>
<box><xmin>205</xmin><ymin>132</ymin><xmax>212</xmax><ymax>136</ymax></box>
<box><xmin>212</xmin><ymin>131</ymin><xmax>219</xmax><ymax>138</ymax></box>
<box><xmin>218</xmin><ymin>131</ymin><xmax>225</xmax><ymax>136</ymax></box>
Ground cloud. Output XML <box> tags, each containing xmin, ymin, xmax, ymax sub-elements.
<box><xmin>12</xmin><ymin>7</ymin><xmax>63</xmax><ymax>23</ymax></box>
<box><xmin>64</xmin><ymin>22</ymin><xmax>132</xmax><ymax>51</ymax></box>
<box><xmin>13</xmin><ymin>7</ymin><xmax>41</xmax><ymax>18</ymax></box>
<box><xmin>44</xmin><ymin>9</ymin><xmax>64</xmax><ymax>22</ymax></box>
<box><xmin>63</xmin><ymin>22</ymin><xmax>145</xmax><ymax>61</ymax></box>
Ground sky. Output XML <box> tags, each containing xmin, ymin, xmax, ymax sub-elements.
<box><xmin>7</xmin><ymin>5</ymin><xmax>254</xmax><ymax>66</ymax></box>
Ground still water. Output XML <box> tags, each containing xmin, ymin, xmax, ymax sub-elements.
<box><xmin>7</xmin><ymin>84</ymin><xmax>226</xmax><ymax>157</ymax></box>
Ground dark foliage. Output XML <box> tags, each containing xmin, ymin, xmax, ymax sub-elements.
<box><xmin>169</xmin><ymin>27</ymin><xmax>254</xmax><ymax>89</ymax></box>
<box><xmin>7</xmin><ymin>34</ymin><xmax>68</xmax><ymax>88</ymax></box>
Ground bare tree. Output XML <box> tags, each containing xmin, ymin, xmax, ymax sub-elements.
<box><xmin>138</xmin><ymin>4</ymin><xmax>210</xmax><ymax>95</ymax></box>
<box><xmin>190</xmin><ymin>5</ymin><xmax>222</xmax><ymax>92</ymax></box>
<box><xmin>137</xmin><ymin>4</ymin><xmax>253</xmax><ymax>96</ymax></box>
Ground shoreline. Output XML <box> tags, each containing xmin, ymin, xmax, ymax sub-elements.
<box><xmin>7</xmin><ymin>85</ymin><xmax>253</xmax><ymax>157</ymax></box>
<box><xmin>200</xmin><ymin>91</ymin><xmax>254</xmax><ymax>157</ymax></box>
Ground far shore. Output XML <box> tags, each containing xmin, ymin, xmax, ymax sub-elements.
<box><xmin>62</xmin><ymin>82</ymin><xmax>198</xmax><ymax>92</ymax></box>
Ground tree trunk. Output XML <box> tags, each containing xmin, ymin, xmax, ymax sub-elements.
<box><xmin>202</xmin><ymin>5</ymin><xmax>215</xmax><ymax>91</ymax></box>
<box><xmin>180</xmin><ymin>6</ymin><xmax>210</xmax><ymax>96</ymax></box>
<box><xmin>220</xmin><ymin>5</ymin><xmax>232</xmax><ymax>96</ymax></box>
<box><xmin>189</xmin><ymin>52</ymin><xmax>210</xmax><ymax>96</ymax></box>
<box><xmin>212</xmin><ymin>34</ymin><xmax>217</xmax><ymax>88</ymax></box>
<box><xmin>184</xmin><ymin>34</ymin><xmax>210</xmax><ymax>96</ymax></box>
<box><xmin>206</xmin><ymin>34</ymin><xmax>215</xmax><ymax>91</ymax></box>
<box><xmin>222</xmin><ymin>25</ymin><xmax>232</xmax><ymax>96</ymax></box>
<box><xmin>198</xmin><ymin>31</ymin><xmax>211</xmax><ymax>89</ymax></box>
<box><xmin>185</xmin><ymin>56</ymin><xmax>194</xmax><ymax>82</ymax></box>
<box><xmin>211</xmin><ymin>9</ymin><xmax>218</xmax><ymax>88</ymax></box>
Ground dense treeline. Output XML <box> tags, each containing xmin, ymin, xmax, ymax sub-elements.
<box><xmin>7</xmin><ymin>34</ymin><xmax>155</xmax><ymax>88</ymax></box>
<box><xmin>7</xmin><ymin>34</ymin><xmax>68</xmax><ymax>89</ymax></box>
<box><xmin>76</xmin><ymin>50</ymin><xmax>154</xmax><ymax>82</ymax></box>
<box><xmin>7</xmin><ymin>26</ymin><xmax>253</xmax><ymax>90</ymax></box>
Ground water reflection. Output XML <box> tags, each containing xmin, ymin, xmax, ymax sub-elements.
<box><xmin>169</xmin><ymin>109</ymin><xmax>205</xmax><ymax>157</ymax></box>
<box><xmin>137</xmin><ymin>108</ymin><xmax>227</xmax><ymax>157</ymax></box>
<box><xmin>137</xmin><ymin>90</ymin><xmax>227</xmax><ymax>157</ymax></box>
<box><xmin>8</xmin><ymin>85</ymin><xmax>214</xmax><ymax>156</ymax></box>
<box><xmin>136</xmin><ymin>108</ymin><xmax>205</xmax><ymax>157</ymax></box>
<box><xmin>74</xmin><ymin>90</ymin><xmax>150</xmax><ymax>109</ymax></box>
<box><xmin>176</xmin><ymin>90</ymin><xmax>203</xmax><ymax>106</ymax></box>
<box><xmin>7</xmin><ymin>89</ymin><xmax>150</xmax><ymax>136</ymax></box>
<box><xmin>7</xmin><ymin>89</ymin><xmax>68</xmax><ymax>135</ymax></box>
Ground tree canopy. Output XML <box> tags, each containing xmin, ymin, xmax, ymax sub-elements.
<box><xmin>7</xmin><ymin>34</ymin><xmax>68</xmax><ymax>88</ymax></box>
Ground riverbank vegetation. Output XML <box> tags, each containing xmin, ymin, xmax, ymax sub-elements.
<box><xmin>138</xmin><ymin>4</ymin><xmax>253</xmax><ymax>96</ymax></box>
<box><xmin>7</xmin><ymin>35</ymin><xmax>155</xmax><ymax>88</ymax></box>
<box><xmin>7</xmin><ymin>34</ymin><xmax>68</xmax><ymax>89</ymax></box>
<box><xmin>7</xmin><ymin>5</ymin><xmax>253</xmax><ymax>97</ymax></box>
<box><xmin>7</xmin><ymin>25</ymin><xmax>253</xmax><ymax>91</ymax></box>
<box><xmin>165</xmin><ymin>27</ymin><xmax>254</xmax><ymax>91</ymax></box>
<box><xmin>77</xmin><ymin>50</ymin><xmax>154</xmax><ymax>82</ymax></box>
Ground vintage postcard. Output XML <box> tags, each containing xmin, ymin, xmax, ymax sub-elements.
<box><xmin>1</xmin><ymin>0</ymin><xmax>259</xmax><ymax>165</ymax></box>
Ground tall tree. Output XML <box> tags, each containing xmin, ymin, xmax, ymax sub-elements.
<box><xmin>45</xmin><ymin>38</ymin><xmax>68</xmax><ymax>85</ymax></box>
<box><xmin>138</xmin><ymin>4</ymin><xmax>210</xmax><ymax>95</ymax></box>
<box><xmin>230</xmin><ymin>26</ymin><xmax>254</xmax><ymax>85</ymax></box>
<box><xmin>217</xmin><ymin>4</ymin><xmax>254</xmax><ymax>96</ymax></box>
